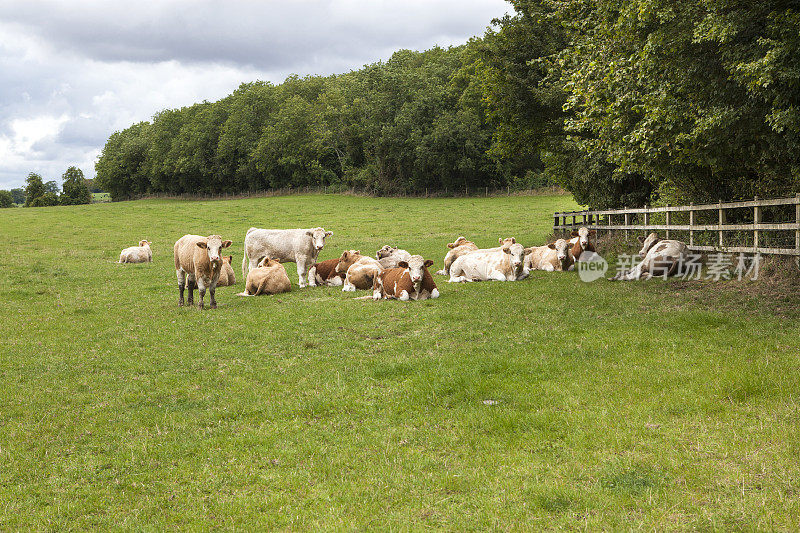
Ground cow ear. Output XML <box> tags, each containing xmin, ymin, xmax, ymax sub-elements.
<box><xmin>398</xmin><ymin>261</ymin><xmax>409</xmax><ymax>269</ymax></box>
<box><xmin>355</xmin><ymin>250</ymin><xmax>360</xmax><ymax>255</ymax></box>
<box><xmin>571</xmin><ymin>230</ymin><xmax>579</xmax><ymax>237</ymax></box>
<box><xmin>222</xmin><ymin>240</ymin><xmax>232</xmax><ymax>248</ymax></box>
<box><xmin>447</xmin><ymin>242</ymin><xmax>456</xmax><ymax>249</ymax></box>
<box><xmin>548</xmin><ymin>243</ymin><xmax>556</xmax><ymax>250</ymax></box>
<box><xmin>306</xmin><ymin>231</ymin><xmax>313</xmax><ymax>236</ymax></box>
<box><xmin>498</xmin><ymin>238</ymin><xmax>503</xmax><ymax>245</ymax></box>
<box><xmin>637</xmin><ymin>235</ymin><xmax>645</xmax><ymax>243</ymax></box>
<box><xmin>588</xmin><ymin>230</ymin><xmax>596</xmax><ymax>236</ymax></box>
<box><xmin>510</xmin><ymin>238</ymin><xmax>516</xmax><ymax>244</ymax></box>
<box><xmin>503</xmin><ymin>247</ymin><xmax>512</xmax><ymax>254</ymax></box>
<box><xmin>424</xmin><ymin>259</ymin><xmax>434</xmax><ymax>268</ymax></box>
<box><xmin>196</xmin><ymin>241</ymin><xmax>207</xmax><ymax>249</ymax></box>
<box><xmin>341</xmin><ymin>251</ymin><xmax>349</xmax><ymax>260</ymax></box>
<box><xmin>325</xmin><ymin>231</ymin><xmax>332</xmax><ymax>237</ymax></box>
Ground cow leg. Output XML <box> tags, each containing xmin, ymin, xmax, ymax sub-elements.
<box><xmin>186</xmin><ymin>274</ymin><xmax>196</xmax><ymax>305</ymax></box>
<box><xmin>209</xmin><ymin>280</ymin><xmax>218</xmax><ymax>309</ymax></box>
<box><xmin>488</xmin><ymin>270</ymin><xmax>508</xmax><ymax>281</ymax></box>
<box><xmin>196</xmin><ymin>277</ymin><xmax>206</xmax><ymax>310</ymax></box>
<box><xmin>296</xmin><ymin>257</ymin><xmax>308</xmax><ymax>288</ymax></box>
<box><xmin>307</xmin><ymin>265</ymin><xmax>317</xmax><ymax>287</ymax></box>
<box><xmin>430</xmin><ymin>288</ymin><xmax>440</xmax><ymax>298</ymax></box>
<box><xmin>398</xmin><ymin>290</ymin><xmax>410</xmax><ymax>301</ymax></box>
<box><xmin>176</xmin><ymin>269</ymin><xmax>186</xmax><ymax>306</ymax></box>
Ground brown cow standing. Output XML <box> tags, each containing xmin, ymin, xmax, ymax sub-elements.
<box><xmin>174</xmin><ymin>234</ymin><xmax>232</xmax><ymax>309</ymax></box>
<box><xmin>372</xmin><ymin>255</ymin><xmax>439</xmax><ymax>301</ymax></box>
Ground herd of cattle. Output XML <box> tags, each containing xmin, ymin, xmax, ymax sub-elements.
<box><xmin>117</xmin><ymin>226</ymin><xmax>691</xmax><ymax>309</ymax></box>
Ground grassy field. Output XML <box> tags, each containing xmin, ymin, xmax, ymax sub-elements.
<box><xmin>2</xmin><ymin>193</ymin><xmax>800</xmax><ymax>530</ymax></box>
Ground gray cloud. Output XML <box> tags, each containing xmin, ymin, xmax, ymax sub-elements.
<box><xmin>0</xmin><ymin>0</ymin><xmax>509</xmax><ymax>189</ymax></box>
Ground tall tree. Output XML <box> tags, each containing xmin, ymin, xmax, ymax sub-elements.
<box><xmin>60</xmin><ymin>166</ymin><xmax>92</xmax><ymax>205</ymax></box>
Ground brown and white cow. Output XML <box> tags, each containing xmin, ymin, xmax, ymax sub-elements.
<box><xmin>436</xmin><ymin>236</ymin><xmax>479</xmax><ymax>276</ymax></box>
<box><xmin>568</xmin><ymin>227</ymin><xmax>596</xmax><ymax>265</ymax></box>
<box><xmin>216</xmin><ymin>255</ymin><xmax>237</xmax><ymax>286</ymax></box>
<box><xmin>174</xmin><ymin>234</ymin><xmax>232</xmax><ymax>309</ymax></box>
<box><xmin>376</xmin><ymin>245</ymin><xmax>413</xmax><ymax>269</ymax></box>
<box><xmin>525</xmin><ymin>238</ymin><xmax>573</xmax><ymax>272</ymax></box>
<box><xmin>335</xmin><ymin>250</ymin><xmax>383</xmax><ymax>291</ymax></box>
<box><xmin>609</xmin><ymin>232</ymin><xmax>689</xmax><ymax>281</ymax></box>
<box><xmin>372</xmin><ymin>255</ymin><xmax>439</xmax><ymax>301</ymax></box>
<box><xmin>448</xmin><ymin>242</ymin><xmax>531</xmax><ymax>282</ymax></box>
<box><xmin>308</xmin><ymin>257</ymin><xmax>346</xmax><ymax>286</ymax></box>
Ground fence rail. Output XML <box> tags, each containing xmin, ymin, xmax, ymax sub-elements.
<box><xmin>554</xmin><ymin>195</ymin><xmax>800</xmax><ymax>266</ymax></box>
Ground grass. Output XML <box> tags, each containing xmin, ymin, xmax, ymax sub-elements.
<box><xmin>1</xmin><ymin>193</ymin><xmax>800</xmax><ymax>529</ymax></box>
<box><xmin>91</xmin><ymin>192</ymin><xmax>111</xmax><ymax>203</ymax></box>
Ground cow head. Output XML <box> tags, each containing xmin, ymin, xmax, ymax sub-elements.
<box><xmin>570</xmin><ymin>227</ymin><xmax>596</xmax><ymax>249</ymax></box>
<box><xmin>197</xmin><ymin>235</ymin><xmax>232</xmax><ymax>265</ymax></box>
<box><xmin>547</xmin><ymin>238</ymin><xmax>571</xmax><ymax>268</ymax></box>
<box><xmin>637</xmin><ymin>232</ymin><xmax>661</xmax><ymax>258</ymax></box>
<box><xmin>258</xmin><ymin>257</ymin><xmax>279</xmax><ymax>268</ymax></box>
<box><xmin>376</xmin><ymin>245</ymin><xmax>398</xmax><ymax>259</ymax></box>
<box><xmin>503</xmin><ymin>243</ymin><xmax>529</xmax><ymax>276</ymax></box>
<box><xmin>398</xmin><ymin>255</ymin><xmax>434</xmax><ymax>292</ymax></box>
<box><xmin>447</xmin><ymin>236</ymin><xmax>471</xmax><ymax>249</ymax></box>
<box><xmin>335</xmin><ymin>249</ymin><xmax>361</xmax><ymax>273</ymax></box>
<box><xmin>499</xmin><ymin>237</ymin><xmax>516</xmax><ymax>249</ymax></box>
<box><xmin>139</xmin><ymin>240</ymin><xmax>151</xmax><ymax>247</ymax></box>
<box><xmin>306</xmin><ymin>227</ymin><xmax>333</xmax><ymax>252</ymax></box>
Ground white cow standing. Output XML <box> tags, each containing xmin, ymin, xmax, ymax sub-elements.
<box><xmin>242</xmin><ymin>227</ymin><xmax>332</xmax><ymax>288</ymax></box>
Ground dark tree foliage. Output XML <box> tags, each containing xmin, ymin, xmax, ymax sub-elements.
<box><xmin>0</xmin><ymin>190</ymin><xmax>13</xmax><ymax>208</ymax></box>
<box><xmin>10</xmin><ymin>188</ymin><xmax>25</xmax><ymax>204</ymax></box>
<box><xmin>96</xmin><ymin>1</ymin><xmax>799</xmax><ymax>207</ymax></box>
<box><xmin>60</xmin><ymin>166</ymin><xmax>92</xmax><ymax>205</ymax></box>
<box><xmin>24</xmin><ymin>173</ymin><xmax>46</xmax><ymax>207</ymax></box>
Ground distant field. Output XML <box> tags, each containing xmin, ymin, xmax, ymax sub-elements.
<box><xmin>91</xmin><ymin>192</ymin><xmax>111</xmax><ymax>203</ymax></box>
<box><xmin>2</xmin><ymin>193</ymin><xmax>799</xmax><ymax>529</ymax></box>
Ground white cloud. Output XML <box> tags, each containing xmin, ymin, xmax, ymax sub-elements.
<box><xmin>0</xmin><ymin>0</ymin><xmax>509</xmax><ymax>189</ymax></box>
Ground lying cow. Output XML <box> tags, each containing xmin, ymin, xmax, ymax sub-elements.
<box><xmin>376</xmin><ymin>245</ymin><xmax>412</xmax><ymax>269</ymax></box>
<box><xmin>118</xmin><ymin>240</ymin><xmax>152</xmax><ymax>263</ymax></box>
<box><xmin>448</xmin><ymin>242</ymin><xmax>531</xmax><ymax>282</ymax></box>
<box><xmin>216</xmin><ymin>255</ymin><xmax>237</xmax><ymax>287</ymax></box>
<box><xmin>526</xmin><ymin>239</ymin><xmax>573</xmax><ymax>272</ymax></box>
<box><xmin>436</xmin><ymin>236</ymin><xmax>479</xmax><ymax>276</ymax></box>
<box><xmin>569</xmin><ymin>227</ymin><xmax>597</xmax><ymax>264</ymax></box>
<box><xmin>373</xmin><ymin>255</ymin><xmax>439</xmax><ymax>301</ymax></box>
<box><xmin>308</xmin><ymin>257</ymin><xmax>346</xmax><ymax>286</ymax></box>
<box><xmin>174</xmin><ymin>234</ymin><xmax>232</xmax><ymax>309</ymax></box>
<box><xmin>335</xmin><ymin>250</ymin><xmax>383</xmax><ymax>291</ymax></box>
<box><xmin>243</xmin><ymin>227</ymin><xmax>332</xmax><ymax>288</ymax></box>
<box><xmin>238</xmin><ymin>257</ymin><xmax>291</xmax><ymax>296</ymax></box>
<box><xmin>609</xmin><ymin>232</ymin><xmax>689</xmax><ymax>281</ymax></box>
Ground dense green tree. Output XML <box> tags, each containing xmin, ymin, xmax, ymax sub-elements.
<box><xmin>10</xmin><ymin>188</ymin><xmax>25</xmax><ymax>204</ymax></box>
<box><xmin>24</xmin><ymin>173</ymin><xmax>46</xmax><ymax>207</ymax></box>
<box><xmin>60</xmin><ymin>166</ymin><xmax>92</xmax><ymax>205</ymax></box>
<box><xmin>0</xmin><ymin>190</ymin><xmax>13</xmax><ymax>208</ymax></box>
<box><xmin>44</xmin><ymin>181</ymin><xmax>59</xmax><ymax>195</ymax></box>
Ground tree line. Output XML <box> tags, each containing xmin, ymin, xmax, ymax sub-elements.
<box><xmin>0</xmin><ymin>167</ymin><xmax>93</xmax><ymax>208</ymax></box>
<box><xmin>95</xmin><ymin>0</ymin><xmax>798</xmax><ymax>208</ymax></box>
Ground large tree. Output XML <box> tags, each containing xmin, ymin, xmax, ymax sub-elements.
<box><xmin>60</xmin><ymin>166</ymin><xmax>92</xmax><ymax>205</ymax></box>
<box><xmin>23</xmin><ymin>173</ymin><xmax>46</xmax><ymax>207</ymax></box>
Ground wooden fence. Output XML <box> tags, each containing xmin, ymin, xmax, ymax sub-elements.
<box><xmin>554</xmin><ymin>195</ymin><xmax>800</xmax><ymax>266</ymax></box>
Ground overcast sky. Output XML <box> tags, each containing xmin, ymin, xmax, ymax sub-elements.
<box><xmin>0</xmin><ymin>0</ymin><xmax>510</xmax><ymax>190</ymax></box>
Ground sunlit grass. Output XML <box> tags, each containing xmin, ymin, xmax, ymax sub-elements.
<box><xmin>1</xmin><ymin>193</ymin><xmax>798</xmax><ymax>529</ymax></box>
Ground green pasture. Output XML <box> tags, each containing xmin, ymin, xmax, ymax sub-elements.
<box><xmin>1</xmin><ymin>193</ymin><xmax>799</xmax><ymax>529</ymax></box>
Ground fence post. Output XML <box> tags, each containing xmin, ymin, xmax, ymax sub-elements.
<box><xmin>796</xmin><ymin>194</ymin><xmax>800</xmax><ymax>269</ymax></box>
<box><xmin>643</xmin><ymin>206</ymin><xmax>649</xmax><ymax>229</ymax></box>
<box><xmin>624</xmin><ymin>209</ymin><xmax>630</xmax><ymax>241</ymax></box>
<box><xmin>754</xmin><ymin>196</ymin><xmax>761</xmax><ymax>251</ymax></box>
<box><xmin>689</xmin><ymin>203</ymin><xmax>695</xmax><ymax>247</ymax></box>
<box><xmin>718</xmin><ymin>200</ymin><xmax>725</xmax><ymax>250</ymax></box>
<box><xmin>665</xmin><ymin>205</ymin><xmax>671</xmax><ymax>239</ymax></box>
<box><xmin>554</xmin><ymin>213</ymin><xmax>559</xmax><ymax>232</ymax></box>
